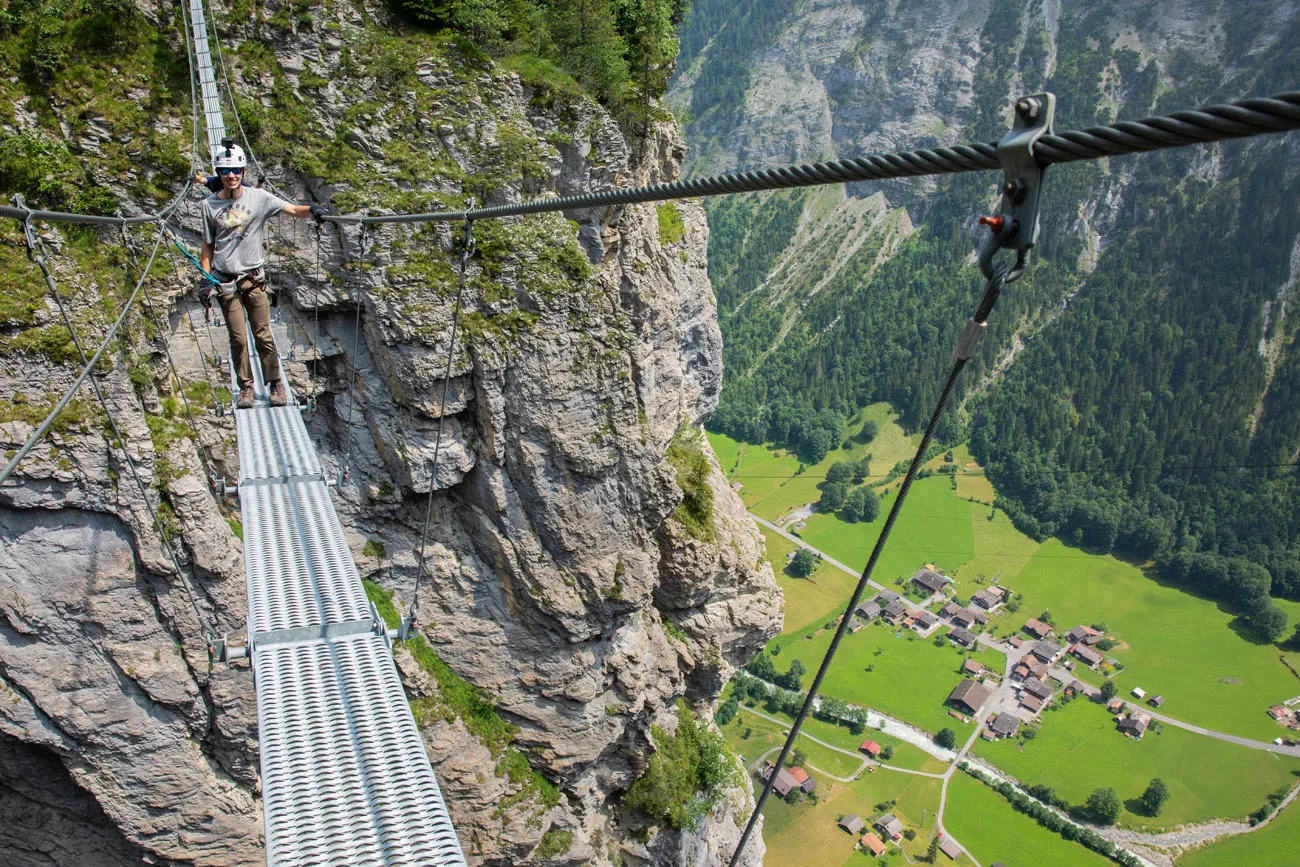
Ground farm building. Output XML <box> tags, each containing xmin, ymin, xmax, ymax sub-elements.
<box><xmin>859</xmin><ymin>740</ymin><xmax>882</xmax><ymax>757</ymax></box>
<box><xmin>911</xmin><ymin>568</ymin><xmax>951</xmax><ymax>595</ymax></box>
<box><xmin>1023</xmin><ymin>618</ymin><xmax>1053</xmax><ymax>639</ymax></box>
<box><xmin>860</xmin><ymin>833</ymin><xmax>888</xmax><ymax>857</ymax></box>
<box><xmin>989</xmin><ymin>712</ymin><xmax>1022</xmax><ymax>738</ymax></box>
<box><xmin>962</xmin><ymin>659</ymin><xmax>985</xmax><ymax>676</ymax></box>
<box><xmin>947</xmin><ymin>679</ymin><xmax>994</xmax><ymax>715</ymax></box>
<box><xmin>874</xmin><ymin>814</ymin><xmax>904</xmax><ymax>840</ymax></box>
<box><xmin>839</xmin><ymin>814</ymin><xmax>865</xmax><ymax>835</ymax></box>
<box><xmin>1131</xmin><ymin>687</ymin><xmax>1147</xmax><ymax>699</ymax></box>
<box><xmin>761</xmin><ymin>765</ymin><xmax>799</xmax><ymax>799</ymax></box>
<box><xmin>1071</xmin><ymin>644</ymin><xmax>1103</xmax><ymax>667</ymax></box>
<box><xmin>1029</xmin><ymin>640</ymin><xmax>1062</xmax><ymax>664</ymax></box>
<box><xmin>938</xmin><ymin>837</ymin><xmax>964</xmax><ymax>860</ymax></box>
<box><xmin>1020</xmin><ymin>694</ymin><xmax>1045</xmax><ymax>713</ymax></box>
<box><xmin>1118</xmin><ymin>713</ymin><xmax>1151</xmax><ymax>739</ymax></box>
<box><xmin>787</xmin><ymin>766</ymin><xmax>816</xmax><ymax>793</ymax></box>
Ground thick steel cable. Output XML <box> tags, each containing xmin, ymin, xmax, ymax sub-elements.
<box><xmin>410</xmin><ymin>221</ymin><xmax>474</xmax><ymax>622</ymax></box>
<box><xmin>321</xmin><ymin>91</ymin><xmax>1300</xmax><ymax>226</ymax></box>
<box><xmin>312</xmin><ymin>223</ymin><xmax>323</xmax><ymax>396</ymax></box>
<box><xmin>121</xmin><ymin>222</ymin><xmax>203</xmax><ymax>433</ymax></box>
<box><xmin>4</xmin><ymin>219</ymin><xmax>214</xmax><ymax>640</ymax></box>
<box><xmin>727</xmin><ymin>262</ymin><xmax>1010</xmax><ymax>866</ymax></box>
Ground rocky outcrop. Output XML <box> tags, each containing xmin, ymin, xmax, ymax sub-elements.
<box><xmin>0</xmin><ymin>1</ymin><xmax>778</xmax><ymax>865</ymax></box>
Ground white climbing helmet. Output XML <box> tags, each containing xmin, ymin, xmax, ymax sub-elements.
<box><xmin>214</xmin><ymin>142</ymin><xmax>247</xmax><ymax>170</ymax></box>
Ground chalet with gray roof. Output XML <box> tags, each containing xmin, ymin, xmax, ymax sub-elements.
<box><xmin>855</xmin><ymin>600</ymin><xmax>882</xmax><ymax>621</ymax></box>
<box><xmin>1071</xmin><ymin>644</ymin><xmax>1102</xmax><ymax>667</ymax></box>
<box><xmin>938</xmin><ymin>837</ymin><xmax>963</xmax><ymax>860</ymax></box>
<box><xmin>911</xmin><ymin>610</ymin><xmax>939</xmax><ymax>631</ymax></box>
<box><xmin>839</xmin><ymin>814</ymin><xmax>866</xmax><ymax>836</ymax></box>
<box><xmin>989</xmin><ymin>712</ymin><xmax>1021</xmax><ymax>738</ymax></box>
<box><xmin>875</xmin><ymin>590</ymin><xmax>900</xmax><ymax>605</ymax></box>
<box><xmin>951</xmin><ymin>607</ymin><xmax>987</xmax><ymax>629</ymax></box>
<box><xmin>947</xmin><ymin>679</ymin><xmax>993</xmax><ymax>715</ymax></box>
<box><xmin>911</xmin><ymin>568</ymin><xmax>951</xmax><ymax>595</ymax></box>
<box><xmin>883</xmin><ymin>600</ymin><xmax>908</xmax><ymax>622</ymax></box>
<box><xmin>1065</xmin><ymin>624</ymin><xmax>1101</xmax><ymax>645</ymax></box>
<box><xmin>761</xmin><ymin>765</ymin><xmax>800</xmax><ymax>799</ymax></box>
<box><xmin>971</xmin><ymin>589</ymin><xmax>1001</xmax><ymax>610</ymax></box>
<box><xmin>940</xmin><ymin>601</ymin><xmax>961</xmax><ymax>618</ymax></box>
<box><xmin>874</xmin><ymin>814</ymin><xmax>904</xmax><ymax>840</ymax></box>
<box><xmin>1029</xmin><ymin>640</ymin><xmax>1062</xmax><ymax>664</ymax></box>
<box><xmin>948</xmin><ymin>626</ymin><xmax>978</xmax><ymax>648</ymax></box>
<box><xmin>1022</xmin><ymin>678</ymin><xmax>1053</xmax><ymax>701</ymax></box>
<box><xmin>1118</xmin><ymin>713</ymin><xmax>1151</xmax><ymax>739</ymax></box>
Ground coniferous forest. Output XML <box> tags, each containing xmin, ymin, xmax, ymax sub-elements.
<box><xmin>680</xmin><ymin>0</ymin><xmax>1300</xmax><ymax>637</ymax></box>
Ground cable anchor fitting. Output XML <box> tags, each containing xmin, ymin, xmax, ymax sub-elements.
<box><xmin>977</xmin><ymin>92</ymin><xmax>1055</xmax><ymax>283</ymax></box>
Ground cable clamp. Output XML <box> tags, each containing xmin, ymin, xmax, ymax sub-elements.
<box><xmin>978</xmin><ymin>92</ymin><xmax>1055</xmax><ymax>282</ymax></box>
<box><xmin>208</xmin><ymin>634</ymin><xmax>249</xmax><ymax>664</ymax></box>
<box><xmin>952</xmin><ymin>318</ymin><xmax>986</xmax><ymax>362</ymax></box>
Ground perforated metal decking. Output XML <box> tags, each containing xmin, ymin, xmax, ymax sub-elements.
<box><xmin>231</xmin><ymin>315</ymin><xmax>466</xmax><ymax>865</ymax></box>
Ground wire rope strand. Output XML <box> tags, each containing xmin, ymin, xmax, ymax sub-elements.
<box><xmin>120</xmin><ymin>221</ymin><xmax>205</xmax><ymax>465</ymax></box>
<box><xmin>727</xmin><ymin>262</ymin><xmax>1010</xmax><ymax>867</ymax></box>
<box><xmin>10</xmin><ymin>217</ymin><xmax>214</xmax><ymax>640</ymax></box>
<box><xmin>410</xmin><ymin>220</ymin><xmax>473</xmax><ymax>621</ymax></box>
<box><xmin>341</xmin><ymin>220</ymin><xmax>368</xmax><ymax>480</ymax></box>
<box><xmin>313</xmin><ymin>222</ymin><xmax>323</xmax><ymax>397</ymax></box>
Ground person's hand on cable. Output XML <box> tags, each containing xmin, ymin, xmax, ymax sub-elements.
<box><xmin>196</xmin><ymin>275</ymin><xmax>213</xmax><ymax>309</ymax></box>
<box><xmin>309</xmin><ymin>204</ymin><xmax>329</xmax><ymax>224</ymax></box>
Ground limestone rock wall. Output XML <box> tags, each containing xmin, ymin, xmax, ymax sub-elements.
<box><xmin>0</xmin><ymin>1</ymin><xmax>778</xmax><ymax>865</ymax></box>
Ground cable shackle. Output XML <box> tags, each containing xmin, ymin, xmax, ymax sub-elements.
<box><xmin>978</xmin><ymin>92</ymin><xmax>1055</xmax><ymax>282</ymax></box>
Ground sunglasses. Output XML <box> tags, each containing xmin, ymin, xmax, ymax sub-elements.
<box><xmin>217</xmin><ymin>167</ymin><xmax>244</xmax><ymax>176</ymax></box>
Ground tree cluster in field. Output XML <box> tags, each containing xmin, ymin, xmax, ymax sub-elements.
<box><xmin>788</xmin><ymin>547</ymin><xmax>818</xmax><ymax>578</ymax></box>
<box><xmin>624</xmin><ymin>703</ymin><xmax>739</xmax><ymax>830</ymax></box>
<box><xmin>964</xmin><ymin>768</ymin><xmax>1144</xmax><ymax>866</ymax></box>
<box><xmin>816</xmin><ymin>458</ymin><xmax>882</xmax><ymax>523</ymax></box>
<box><xmin>397</xmin><ymin>0</ymin><xmax>687</xmax><ymax>116</ymax></box>
<box><xmin>693</xmin><ymin>0</ymin><xmax>1300</xmax><ymax>642</ymax></box>
<box><xmin>731</xmin><ymin>670</ymin><xmax>873</xmax><ymax>737</ymax></box>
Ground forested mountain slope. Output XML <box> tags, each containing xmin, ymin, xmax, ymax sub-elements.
<box><xmin>671</xmin><ymin>0</ymin><xmax>1300</xmax><ymax>629</ymax></box>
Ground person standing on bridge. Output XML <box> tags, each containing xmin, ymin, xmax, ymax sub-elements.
<box><xmin>198</xmin><ymin>142</ymin><xmax>326</xmax><ymax>408</ymax></box>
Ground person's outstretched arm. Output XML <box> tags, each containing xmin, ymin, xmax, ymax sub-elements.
<box><xmin>284</xmin><ymin>202</ymin><xmax>328</xmax><ymax>221</ymax></box>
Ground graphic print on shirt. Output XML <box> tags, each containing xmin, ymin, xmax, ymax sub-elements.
<box><xmin>219</xmin><ymin>203</ymin><xmax>253</xmax><ymax>231</ymax></box>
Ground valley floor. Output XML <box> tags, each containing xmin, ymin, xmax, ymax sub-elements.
<box><xmin>709</xmin><ymin>407</ymin><xmax>1300</xmax><ymax>867</ymax></box>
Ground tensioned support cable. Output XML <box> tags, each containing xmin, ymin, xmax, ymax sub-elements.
<box><xmin>3</xmin><ymin>206</ymin><xmax>215</xmax><ymax>642</ymax></box>
<box><xmin>727</xmin><ymin>93</ymin><xmax>1055</xmax><ymax>867</ymax></box>
<box><xmin>410</xmin><ymin>218</ymin><xmax>474</xmax><ymax>626</ymax></box>
<box><xmin>0</xmin><ymin>200</ymin><xmax>185</xmax><ymax>487</ymax></box>
<box><xmin>321</xmin><ymin>91</ymin><xmax>1300</xmax><ymax>226</ymax></box>
<box><xmin>0</xmin><ymin>91</ymin><xmax>1295</xmax><ymax>229</ymax></box>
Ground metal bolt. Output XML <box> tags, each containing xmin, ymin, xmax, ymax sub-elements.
<box><xmin>1017</xmin><ymin>97</ymin><xmax>1041</xmax><ymax>120</ymax></box>
<box><xmin>1003</xmin><ymin>179</ymin><xmax>1026</xmax><ymax>202</ymax></box>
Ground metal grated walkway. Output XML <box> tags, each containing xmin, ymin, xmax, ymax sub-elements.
<box><xmin>186</xmin><ymin>0</ymin><xmax>466</xmax><ymax>855</ymax></box>
<box><xmin>231</xmin><ymin>331</ymin><xmax>467</xmax><ymax>865</ymax></box>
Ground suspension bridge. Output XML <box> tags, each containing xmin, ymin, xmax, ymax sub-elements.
<box><xmin>0</xmin><ymin>2</ymin><xmax>1297</xmax><ymax>865</ymax></box>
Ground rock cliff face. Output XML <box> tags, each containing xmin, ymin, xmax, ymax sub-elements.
<box><xmin>0</xmin><ymin>2</ymin><xmax>779</xmax><ymax>865</ymax></box>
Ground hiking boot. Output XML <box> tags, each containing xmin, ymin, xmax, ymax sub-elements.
<box><xmin>269</xmin><ymin>380</ymin><xmax>288</xmax><ymax>407</ymax></box>
<box><xmin>236</xmin><ymin>385</ymin><xmax>255</xmax><ymax>409</ymax></box>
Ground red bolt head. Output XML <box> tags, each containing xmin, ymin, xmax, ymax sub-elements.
<box><xmin>979</xmin><ymin>215</ymin><xmax>1006</xmax><ymax>233</ymax></box>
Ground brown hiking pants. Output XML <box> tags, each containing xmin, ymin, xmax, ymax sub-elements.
<box><xmin>218</xmin><ymin>282</ymin><xmax>281</xmax><ymax>389</ymax></box>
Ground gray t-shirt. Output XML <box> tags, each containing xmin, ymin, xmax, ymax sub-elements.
<box><xmin>201</xmin><ymin>186</ymin><xmax>290</xmax><ymax>276</ymax></box>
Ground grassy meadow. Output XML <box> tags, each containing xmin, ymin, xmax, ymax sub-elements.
<box><xmin>1176</xmin><ymin>788</ymin><xmax>1300</xmax><ymax>866</ymax></box>
<box><xmin>973</xmin><ymin>699</ymin><xmax>1300</xmax><ymax>828</ymax></box>
<box><xmin>944</xmin><ymin>772</ymin><xmax>1113</xmax><ymax>867</ymax></box>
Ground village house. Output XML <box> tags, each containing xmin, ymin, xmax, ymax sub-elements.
<box><xmin>849</xmin><ymin>619</ymin><xmax>864</xmax><ymax>634</ymax></box>
<box><xmin>911</xmin><ymin>610</ymin><xmax>939</xmax><ymax>632</ymax></box>
<box><xmin>1065</xmin><ymin>624</ymin><xmax>1102</xmax><ymax>645</ymax></box>
<box><xmin>855</xmin><ymin>600</ymin><xmax>882</xmax><ymax>621</ymax></box>
<box><xmin>1029</xmin><ymin>640</ymin><xmax>1062</xmax><ymax>664</ymax></box>
<box><xmin>948</xmin><ymin>626</ymin><xmax>979</xmax><ymax>648</ymax></box>
<box><xmin>1020</xmin><ymin>694</ymin><xmax>1044</xmax><ymax>713</ymax></box>
<box><xmin>947</xmin><ymin>679</ymin><xmax>994</xmax><ymax>715</ymax></box>
<box><xmin>859</xmin><ymin>740</ymin><xmax>883</xmax><ymax>757</ymax></box>
<box><xmin>1022</xmin><ymin>678</ymin><xmax>1053</xmax><ymax>702</ymax></box>
<box><xmin>971</xmin><ymin>587</ymin><xmax>1006</xmax><ymax>610</ymax></box>
<box><xmin>761</xmin><ymin>765</ymin><xmax>800</xmax><ymax>799</ymax></box>
<box><xmin>938</xmin><ymin>837</ymin><xmax>964</xmax><ymax>861</ymax></box>
<box><xmin>787</xmin><ymin>766</ymin><xmax>817</xmax><ymax>794</ymax></box>
<box><xmin>1011</xmin><ymin>659</ymin><xmax>1047</xmax><ymax>682</ymax></box>
<box><xmin>989</xmin><ymin>712</ymin><xmax>1021</xmax><ymax>738</ymax></box>
<box><xmin>940</xmin><ymin>601</ymin><xmax>961</xmax><ymax>618</ymax></box>
<box><xmin>1118</xmin><ymin>712</ymin><xmax>1151</xmax><ymax>739</ymax></box>
<box><xmin>911</xmin><ymin>568</ymin><xmax>951</xmax><ymax>595</ymax></box>
<box><xmin>1107</xmin><ymin>698</ymin><xmax>1125</xmax><ymax>714</ymax></box>
<box><xmin>951</xmin><ymin>607</ymin><xmax>989</xmax><ymax>629</ymax></box>
<box><xmin>860</xmin><ymin>833</ymin><xmax>888</xmax><ymax>857</ymax></box>
<box><xmin>883</xmin><ymin>599</ymin><xmax>909</xmax><ymax>623</ymax></box>
<box><xmin>962</xmin><ymin>659</ymin><xmax>985</xmax><ymax>677</ymax></box>
<box><xmin>1023</xmin><ymin>618</ymin><xmax>1053</xmax><ymax>639</ymax></box>
<box><xmin>1006</xmin><ymin>635</ymin><xmax>1024</xmax><ymax>648</ymax></box>
<box><xmin>1065</xmin><ymin>680</ymin><xmax>1091</xmax><ymax>698</ymax></box>
<box><xmin>874</xmin><ymin>814</ymin><xmax>905</xmax><ymax>841</ymax></box>
<box><xmin>838</xmin><ymin>814</ymin><xmax>866</xmax><ymax>836</ymax></box>
<box><xmin>1071</xmin><ymin>644</ymin><xmax>1103</xmax><ymax>667</ymax></box>
<box><xmin>875</xmin><ymin>590</ymin><xmax>900</xmax><ymax>605</ymax></box>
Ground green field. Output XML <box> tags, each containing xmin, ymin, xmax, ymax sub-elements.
<box><xmin>743</xmin><ymin>701</ymin><xmax>950</xmax><ymax>775</ymax></box>
<box><xmin>796</xmin><ymin>476</ymin><xmax>977</xmax><ymax>585</ymax></box>
<box><xmin>759</xmin><ymin>766</ymin><xmax>956</xmax><ymax>866</ymax></box>
<box><xmin>944</xmin><ymin>772</ymin><xmax>1113</xmax><ymax>867</ymax></box>
<box><xmin>1177</xmin><ymin>792</ymin><xmax>1300</xmax><ymax>866</ymax></box>
<box><xmin>761</xmin><ymin>526</ymin><xmax>859</xmax><ymax>634</ymax></box>
<box><xmin>708</xmin><ymin>403</ymin><xmax>918</xmax><ymax>523</ymax></box>
<box><xmin>974</xmin><ymin>700</ymin><xmax>1300</xmax><ymax>828</ymax></box>
<box><xmin>1000</xmin><ymin>540</ymin><xmax>1300</xmax><ymax>740</ymax></box>
<box><xmin>768</xmin><ymin>618</ymin><xmax>1006</xmax><ymax>737</ymax></box>
<box><xmin>723</xmin><ymin>706</ymin><xmax>865</xmax><ymax>780</ymax></box>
